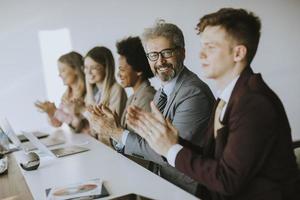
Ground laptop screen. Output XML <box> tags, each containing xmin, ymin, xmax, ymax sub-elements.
<box><xmin>0</xmin><ymin>118</ymin><xmax>22</xmax><ymax>148</ymax></box>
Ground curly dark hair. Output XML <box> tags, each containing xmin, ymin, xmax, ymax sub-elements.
<box><xmin>197</xmin><ymin>8</ymin><xmax>261</xmax><ymax>64</ymax></box>
<box><xmin>116</xmin><ymin>36</ymin><xmax>154</xmax><ymax>79</ymax></box>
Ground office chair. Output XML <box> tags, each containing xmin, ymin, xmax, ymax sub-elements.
<box><xmin>293</xmin><ymin>140</ymin><xmax>300</xmax><ymax>170</ymax></box>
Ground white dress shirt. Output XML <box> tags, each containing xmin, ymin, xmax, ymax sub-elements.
<box><xmin>167</xmin><ymin>76</ymin><xmax>240</xmax><ymax>167</ymax></box>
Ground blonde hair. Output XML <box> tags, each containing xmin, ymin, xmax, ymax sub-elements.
<box><xmin>85</xmin><ymin>46</ymin><xmax>116</xmax><ymax>106</ymax></box>
<box><xmin>58</xmin><ymin>51</ymin><xmax>86</xmax><ymax>101</ymax></box>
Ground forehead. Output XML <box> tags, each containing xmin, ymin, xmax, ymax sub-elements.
<box><xmin>145</xmin><ymin>36</ymin><xmax>173</xmax><ymax>52</ymax></box>
<box><xmin>58</xmin><ymin>61</ymin><xmax>72</xmax><ymax>71</ymax></box>
<box><xmin>118</xmin><ymin>56</ymin><xmax>130</xmax><ymax>67</ymax></box>
<box><xmin>200</xmin><ymin>26</ymin><xmax>232</xmax><ymax>45</ymax></box>
<box><xmin>84</xmin><ymin>56</ymin><xmax>98</xmax><ymax>66</ymax></box>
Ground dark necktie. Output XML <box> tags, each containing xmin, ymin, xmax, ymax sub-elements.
<box><xmin>157</xmin><ymin>89</ymin><xmax>167</xmax><ymax>113</ymax></box>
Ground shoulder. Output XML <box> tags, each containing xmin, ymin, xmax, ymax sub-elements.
<box><xmin>232</xmin><ymin>86</ymin><xmax>278</xmax><ymax>119</ymax></box>
<box><xmin>236</xmin><ymin>73</ymin><xmax>281</xmax><ymax>108</ymax></box>
<box><xmin>180</xmin><ymin>67</ymin><xmax>210</xmax><ymax>90</ymax></box>
<box><xmin>141</xmin><ymin>85</ymin><xmax>156</xmax><ymax>96</ymax></box>
<box><xmin>131</xmin><ymin>85</ymin><xmax>156</xmax><ymax>104</ymax></box>
<box><xmin>178</xmin><ymin>68</ymin><xmax>214</xmax><ymax>101</ymax></box>
<box><xmin>111</xmin><ymin>82</ymin><xmax>126</xmax><ymax>94</ymax></box>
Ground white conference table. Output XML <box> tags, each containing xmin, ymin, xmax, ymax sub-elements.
<box><xmin>13</xmin><ymin>128</ymin><xmax>199</xmax><ymax>200</ymax></box>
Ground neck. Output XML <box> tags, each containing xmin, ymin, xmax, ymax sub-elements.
<box><xmin>69</xmin><ymin>84</ymin><xmax>77</xmax><ymax>98</ymax></box>
<box><xmin>96</xmin><ymin>81</ymin><xmax>103</xmax><ymax>90</ymax></box>
<box><xmin>132</xmin><ymin>77</ymin><xmax>144</xmax><ymax>93</ymax></box>
<box><xmin>216</xmin><ymin>63</ymin><xmax>246</xmax><ymax>91</ymax></box>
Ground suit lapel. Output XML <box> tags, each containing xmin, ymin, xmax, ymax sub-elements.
<box><xmin>221</xmin><ymin>67</ymin><xmax>253</xmax><ymax>125</ymax></box>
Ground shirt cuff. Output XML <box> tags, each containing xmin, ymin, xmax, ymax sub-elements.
<box><xmin>121</xmin><ymin>129</ymin><xmax>130</xmax><ymax>145</ymax></box>
<box><xmin>166</xmin><ymin>144</ymin><xmax>183</xmax><ymax>167</ymax></box>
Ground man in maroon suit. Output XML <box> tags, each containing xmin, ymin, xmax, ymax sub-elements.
<box><xmin>127</xmin><ymin>8</ymin><xmax>300</xmax><ymax>199</ymax></box>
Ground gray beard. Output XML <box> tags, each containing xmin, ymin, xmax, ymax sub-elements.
<box><xmin>156</xmin><ymin>63</ymin><xmax>183</xmax><ymax>82</ymax></box>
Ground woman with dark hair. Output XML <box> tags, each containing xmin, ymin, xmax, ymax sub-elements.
<box><xmin>116</xmin><ymin>36</ymin><xmax>156</xmax><ymax>129</ymax></box>
<box><xmin>35</xmin><ymin>51</ymin><xmax>88</xmax><ymax>133</ymax></box>
<box><xmin>84</xmin><ymin>46</ymin><xmax>127</xmax><ymax>146</ymax></box>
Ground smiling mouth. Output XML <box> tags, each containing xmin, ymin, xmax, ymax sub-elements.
<box><xmin>201</xmin><ymin>63</ymin><xmax>209</xmax><ymax>68</ymax></box>
<box><xmin>87</xmin><ymin>75</ymin><xmax>95</xmax><ymax>80</ymax></box>
<box><xmin>156</xmin><ymin>65</ymin><xmax>172</xmax><ymax>73</ymax></box>
<box><xmin>158</xmin><ymin>67</ymin><xmax>169</xmax><ymax>72</ymax></box>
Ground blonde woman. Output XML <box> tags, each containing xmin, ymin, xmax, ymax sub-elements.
<box><xmin>35</xmin><ymin>51</ymin><xmax>87</xmax><ymax>133</ymax></box>
<box><xmin>84</xmin><ymin>46</ymin><xmax>127</xmax><ymax>145</ymax></box>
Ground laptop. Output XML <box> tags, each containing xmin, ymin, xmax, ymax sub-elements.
<box><xmin>18</xmin><ymin>131</ymin><xmax>49</xmax><ymax>142</ymax></box>
<box><xmin>0</xmin><ymin>118</ymin><xmax>65</xmax><ymax>151</ymax></box>
<box><xmin>22</xmin><ymin>131</ymin><xmax>90</xmax><ymax>158</ymax></box>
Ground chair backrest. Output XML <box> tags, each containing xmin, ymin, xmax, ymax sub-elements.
<box><xmin>295</xmin><ymin>148</ymin><xmax>300</xmax><ymax>170</ymax></box>
<box><xmin>293</xmin><ymin>140</ymin><xmax>300</xmax><ymax>170</ymax></box>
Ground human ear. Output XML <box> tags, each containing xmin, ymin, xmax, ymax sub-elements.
<box><xmin>233</xmin><ymin>45</ymin><xmax>247</xmax><ymax>62</ymax></box>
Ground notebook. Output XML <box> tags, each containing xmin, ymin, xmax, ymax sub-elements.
<box><xmin>50</xmin><ymin>145</ymin><xmax>90</xmax><ymax>158</ymax></box>
<box><xmin>45</xmin><ymin>178</ymin><xmax>109</xmax><ymax>200</ymax></box>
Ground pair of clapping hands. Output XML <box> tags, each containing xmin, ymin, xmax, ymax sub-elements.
<box><xmin>35</xmin><ymin>98</ymin><xmax>84</xmax><ymax>117</ymax></box>
<box><xmin>86</xmin><ymin>104</ymin><xmax>122</xmax><ymax>142</ymax></box>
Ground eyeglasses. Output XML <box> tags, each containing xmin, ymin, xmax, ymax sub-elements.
<box><xmin>146</xmin><ymin>47</ymin><xmax>178</xmax><ymax>62</ymax></box>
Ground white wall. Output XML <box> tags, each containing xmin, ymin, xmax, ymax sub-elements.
<box><xmin>0</xmin><ymin>0</ymin><xmax>300</xmax><ymax>139</ymax></box>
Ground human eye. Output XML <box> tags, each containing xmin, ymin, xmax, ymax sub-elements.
<box><xmin>162</xmin><ymin>49</ymin><xmax>173</xmax><ymax>58</ymax></box>
<box><xmin>203</xmin><ymin>43</ymin><xmax>213</xmax><ymax>49</ymax></box>
<box><xmin>147</xmin><ymin>52</ymin><xmax>158</xmax><ymax>61</ymax></box>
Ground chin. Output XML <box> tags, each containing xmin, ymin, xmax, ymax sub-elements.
<box><xmin>120</xmin><ymin>82</ymin><xmax>126</xmax><ymax>87</ymax></box>
<box><xmin>62</xmin><ymin>80</ymin><xmax>70</xmax><ymax>86</ymax></box>
<box><xmin>87</xmin><ymin>79</ymin><xmax>96</xmax><ymax>84</ymax></box>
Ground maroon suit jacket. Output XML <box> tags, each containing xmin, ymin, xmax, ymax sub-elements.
<box><xmin>176</xmin><ymin>67</ymin><xmax>300</xmax><ymax>200</ymax></box>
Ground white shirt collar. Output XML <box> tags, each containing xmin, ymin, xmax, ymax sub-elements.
<box><xmin>218</xmin><ymin>75</ymin><xmax>240</xmax><ymax>103</ymax></box>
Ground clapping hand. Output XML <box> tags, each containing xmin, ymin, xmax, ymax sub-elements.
<box><xmin>34</xmin><ymin>100</ymin><xmax>56</xmax><ymax>117</ymax></box>
<box><xmin>127</xmin><ymin>101</ymin><xmax>179</xmax><ymax>157</ymax></box>
<box><xmin>88</xmin><ymin>104</ymin><xmax>123</xmax><ymax>142</ymax></box>
<box><xmin>62</xmin><ymin>98</ymin><xmax>84</xmax><ymax>116</ymax></box>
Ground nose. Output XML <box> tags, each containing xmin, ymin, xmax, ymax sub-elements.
<box><xmin>117</xmin><ymin>71</ymin><xmax>121</xmax><ymax>78</ymax></box>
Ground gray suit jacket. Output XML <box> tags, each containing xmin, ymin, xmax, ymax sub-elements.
<box><xmin>124</xmin><ymin>67</ymin><xmax>215</xmax><ymax>195</ymax></box>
